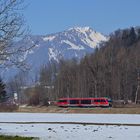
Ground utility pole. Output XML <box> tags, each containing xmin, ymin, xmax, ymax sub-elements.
<box><xmin>135</xmin><ymin>69</ymin><xmax>140</xmax><ymax>104</ymax></box>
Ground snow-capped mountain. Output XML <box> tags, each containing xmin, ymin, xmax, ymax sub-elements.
<box><xmin>26</xmin><ymin>27</ymin><xmax>107</xmax><ymax>67</ymax></box>
<box><xmin>3</xmin><ymin>26</ymin><xmax>108</xmax><ymax>80</ymax></box>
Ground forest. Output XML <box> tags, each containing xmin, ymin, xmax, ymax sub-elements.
<box><xmin>4</xmin><ymin>27</ymin><xmax>140</xmax><ymax>105</ymax></box>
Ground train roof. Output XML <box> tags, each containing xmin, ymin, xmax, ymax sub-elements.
<box><xmin>58</xmin><ymin>97</ymin><xmax>108</xmax><ymax>100</ymax></box>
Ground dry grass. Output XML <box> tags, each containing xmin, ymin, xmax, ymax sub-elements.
<box><xmin>18</xmin><ymin>105</ymin><xmax>140</xmax><ymax>114</ymax></box>
<box><xmin>0</xmin><ymin>135</ymin><xmax>35</xmax><ymax>140</ymax></box>
<box><xmin>0</xmin><ymin>104</ymin><xmax>18</xmax><ymax>112</ymax></box>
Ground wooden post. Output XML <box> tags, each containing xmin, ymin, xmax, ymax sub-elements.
<box><xmin>135</xmin><ymin>70</ymin><xmax>140</xmax><ymax>104</ymax></box>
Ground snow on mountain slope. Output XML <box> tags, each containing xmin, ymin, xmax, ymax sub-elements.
<box><xmin>27</xmin><ymin>26</ymin><xmax>107</xmax><ymax>66</ymax></box>
<box><xmin>67</xmin><ymin>27</ymin><xmax>107</xmax><ymax>49</ymax></box>
<box><xmin>2</xmin><ymin>26</ymin><xmax>108</xmax><ymax>80</ymax></box>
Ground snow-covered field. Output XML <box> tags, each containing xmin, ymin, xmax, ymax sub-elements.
<box><xmin>0</xmin><ymin>113</ymin><xmax>140</xmax><ymax>140</ymax></box>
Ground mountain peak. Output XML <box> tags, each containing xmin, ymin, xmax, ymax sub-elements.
<box><xmin>68</xmin><ymin>26</ymin><xmax>93</xmax><ymax>33</ymax></box>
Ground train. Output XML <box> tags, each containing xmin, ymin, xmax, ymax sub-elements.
<box><xmin>56</xmin><ymin>97</ymin><xmax>111</xmax><ymax>108</ymax></box>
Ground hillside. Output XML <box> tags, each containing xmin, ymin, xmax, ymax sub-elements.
<box><xmin>2</xmin><ymin>26</ymin><xmax>107</xmax><ymax>81</ymax></box>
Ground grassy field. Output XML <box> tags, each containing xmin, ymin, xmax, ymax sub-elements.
<box><xmin>18</xmin><ymin>105</ymin><xmax>140</xmax><ymax>114</ymax></box>
<box><xmin>0</xmin><ymin>135</ymin><xmax>37</xmax><ymax>140</ymax></box>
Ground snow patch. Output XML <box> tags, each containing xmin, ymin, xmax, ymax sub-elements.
<box><xmin>81</xmin><ymin>31</ymin><xmax>108</xmax><ymax>48</ymax></box>
<box><xmin>0</xmin><ymin>123</ymin><xmax>139</xmax><ymax>140</ymax></box>
<box><xmin>48</xmin><ymin>48</ymin><xmax>59</xmax><ymax>62</ymax></box>
<box><xmin>0</xmin><ymin>113</ymin><xmax>139</xmax><ymax>140</ymax></box>
<box><xmin>62</xmin><ymin>40</ymin><xmax>85</xmax><ymax>50</ymax></box>
<box><xmin>43</xmin><ymin>36</ymin><xmax>55</xmax><ymax>41</ymax></box>
<box><xmin>89</xmin><ymin>32</ymin><xmax>107</xmax><ymax>42</ymax></box>
<box><xmin>0</xmin><ymin>113</ymin><xmax>140</xmax><ymax>124</ymax></box>
<box><xmin>68</xmin><ymin>26</ymin><xmax>108</xmax><ymax>49</ymax></box>
<box><xmin>69</xmin><ymin>26</ymin><xmax>91</xmax><ymax>33</ymax></box>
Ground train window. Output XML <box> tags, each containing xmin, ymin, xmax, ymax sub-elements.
<box><xmin>81</xmin><ymin>100</ymin><xmax>91</xmax><ymax>104</ymax></box>
<box><xmin>101</xmin><ymin>99</ymin><xmax>106</xmax><ymax>102</ymax></box>
<box><xmin>70</xmin><ymin>100</ymin><xmax>79</xmax><ymax>104</ymax></box>
<box><xmin>94</xmin><ymin>99</ymin><xmax>101</xmax><ymax>102</ymax></box>
<box><xmin>58</xmin><ymin>100</ymin><xmax>67</xmax><ymax>103</ymax></box>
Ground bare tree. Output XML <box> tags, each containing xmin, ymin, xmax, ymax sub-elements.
<box><xmin>0</xmin><ymin>0</ymin><xmax>33</xmax><ymax>70</ymax></box>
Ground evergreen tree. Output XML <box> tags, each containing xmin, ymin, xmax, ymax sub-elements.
<box><xmin>0</xmin><ymin>78</ymin><xmax>7</xmax><ymax>102</ymax></box>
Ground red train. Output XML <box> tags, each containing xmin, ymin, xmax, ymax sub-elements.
<box><xmin>56</xmin><ymin>97</ymin><xmax>111</xmax><ymax>107</ymax></box>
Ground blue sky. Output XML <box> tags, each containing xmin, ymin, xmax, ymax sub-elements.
<box><xmin>23</xmin><ymin>0</ymin><xmax>140</xmax><ymax>35</ymax></box>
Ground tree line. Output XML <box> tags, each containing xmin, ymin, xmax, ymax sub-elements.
<box><xmin>37</xmin><ymin>27</ymin><xmax>140</xmax><ymax>104</ymax></box>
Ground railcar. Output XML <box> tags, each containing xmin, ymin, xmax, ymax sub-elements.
<box><xmin>56</xmin><ymin>97</ymin><xmax>110</xmax><ymax>107</ymax></box>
